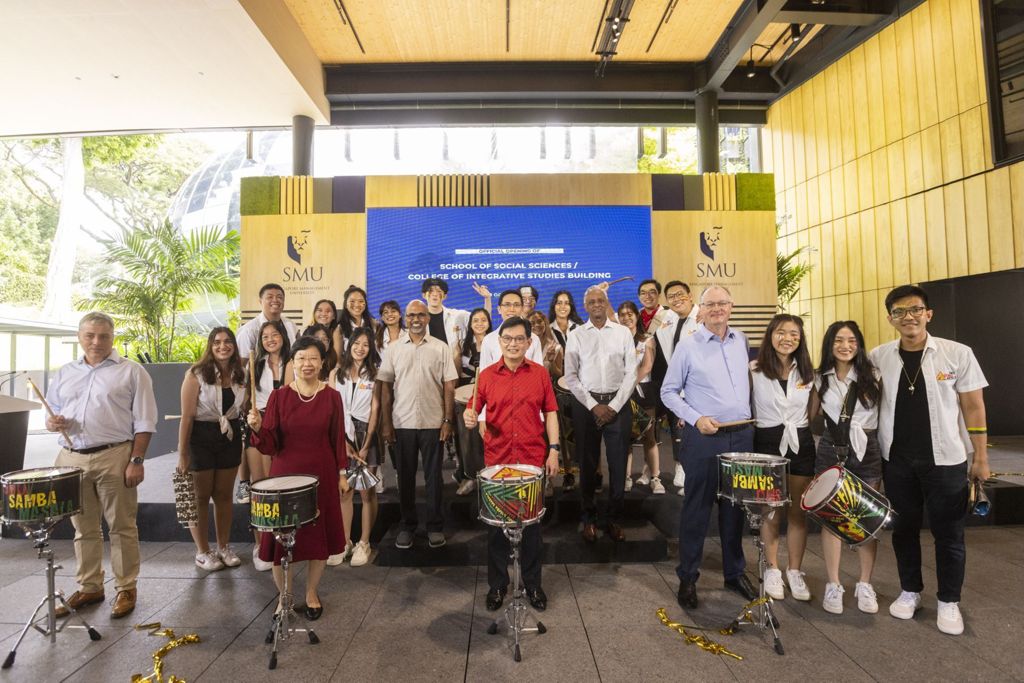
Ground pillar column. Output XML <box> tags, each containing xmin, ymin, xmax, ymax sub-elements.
<box><xmin>292</xmin><ymin>115</ymin><xmax>314</xmax><ymax>176</ymax></box>
<box><xmin>696</xmin><ymin>90</ymin><xmax>720</xmax><ymax>174</ymax></box>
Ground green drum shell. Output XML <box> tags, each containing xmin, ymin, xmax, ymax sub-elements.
<box><xmin>249</xmin><ymin>475</ymin><xmax>319</xmax><ymax>532</ymax></box>
<box><xmin>477</xmin><ymin>464</ymin><xmax>545</xmax><ymax>528</ymax></box>
<box><xmin>718</xmin><ymin>453</ymin><xmax>790</xmax><ymax>507</ymax></box>
<box><xmin>1</xmin><ymin>466</ymin><xmax>83</xmax><ymax>527</ymax></box>
<box><xmin>801</xmin><ymin>465</ymin><xmax>894</xmax><ymax>546</ymax></box>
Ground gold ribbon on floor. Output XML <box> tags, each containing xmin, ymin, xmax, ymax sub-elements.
<box><xmin>655</xmin><ymin>608</ymin><xmax>742</xmax><ymax>660</ymax></box>
<box><xmin>130</xmin><ymin>622</ymin><xmax>201</xmax><ymax>683</ymax></box>
<box><xmin>718</xmin><ymin>596</ymin><xmax>769</xmax><ymax>635</ymax></box>
<box><xmin>989</xmin><ymin>472</ymin><xmax>1024</xmax><ymax>479</ymax></box>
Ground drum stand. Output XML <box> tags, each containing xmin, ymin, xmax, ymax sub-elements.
<box><xmin>725</xmin><ymin>507</ymin><xmax>784</xmax><ymax>656</ymax></box>
<box><xmin>2</xmin><ymin>526</ymin><xmax>101</xmax><ymax>670</ymax></box>
<box><xmin>486</xmin><ymin>524</ymin><xmax>546</xmax><ymax>662</ymax></box>
<box><xmin>264</xmin><ymin>530</ymin><xmax>319</xmax><ymax>670</ymax></box>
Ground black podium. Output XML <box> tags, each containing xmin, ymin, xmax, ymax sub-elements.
<box><xmin>0</xmin><ymin>396</ymin><xmax>39</xmax><ymax>476</ymax></box>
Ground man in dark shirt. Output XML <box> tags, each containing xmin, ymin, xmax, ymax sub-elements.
<box><xmin>464</xmin><ymin>316</ymin><xmax>560</xmax><ymax>612</ymax></box>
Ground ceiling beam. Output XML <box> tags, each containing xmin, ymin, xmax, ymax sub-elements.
<box><xmin>700</xmin><ymin>0</ymin><xmax>789</xmax><ymax>92</ymax></box>
<box><xmin>775</xmin><ymin>9</ymin><xmax>888</xmax><ymax>26</ymax></box>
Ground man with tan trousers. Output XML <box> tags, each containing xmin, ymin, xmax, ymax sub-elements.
<box><xmin>47</xmin><ymin>311</ymin><xmax>157</xmax><ymax>619</ymax></box>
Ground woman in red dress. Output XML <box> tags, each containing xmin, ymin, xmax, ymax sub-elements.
<box><xmin>247</xmin><ymin>336</ymin><xmax>350</xmax><ymax>620</ymax></box>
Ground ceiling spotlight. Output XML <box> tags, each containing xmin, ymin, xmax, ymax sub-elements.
<box><xmin>790</xmin><ymin>23</ymin><xmax>801</xmax><ymax>43</ymax></box>
<box><xmin>746</xmin><ymin>59</ymin><xmax>756</xmax><ymax>78</ymax></box>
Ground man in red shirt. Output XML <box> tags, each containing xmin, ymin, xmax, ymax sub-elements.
<box><xmin>464</xmin><ymin>316</ymin><xmax>560</xmax><ymax>612</ymax></box>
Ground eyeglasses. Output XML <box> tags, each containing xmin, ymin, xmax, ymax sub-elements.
<box><xmin>499</xmin><ymin>301</ymin><xmax>522</xmax><ymax>309</ymax></box>
<box><xmin>638</xmin><ymin>288</ymin><xmax>659</xmax><ymax>297</ymax></box>
<box><xmin>890</xmin><ymin>306</ymin><xmax>927</xmax><ymax>319</ymax></box>
<box><xmin>700</xmin><ymin>301</ymin><xmax>732</xmax><ymax>309</ymax></box>
<box><xmin>666</xmin><ymin>292</ymin><xmax>690</xmax><ymax>301</ymax></box>
<box><xmin>499</xmin><ymin>335</ymin><xmax>528</xmax><ymax>345</ymax></box>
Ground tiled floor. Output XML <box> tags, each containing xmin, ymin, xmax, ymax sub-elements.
<box><xmin>0</xmin><ymin>525</ymin><xmax>1021</xmax><ymax>682</ymax></box>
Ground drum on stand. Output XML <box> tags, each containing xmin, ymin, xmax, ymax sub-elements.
<box><xmin>249</xmin><ymin>475</ymin><xmax>319</xmax><ymax>532</ymax></box>
<box><xmin>454</xmin><ymin>384</ymin><xmax>475</xmax><ymax>407</ymax></box>
<box><xmin>477</xmin><ymin>464</ymin><xmax>546</xmax><ymax>528</ymax></box>
<box><xmin>801</xmin><ymin>466</ymin><xmax>894</xmax><ymax>546</ymax></box>
<box><xmin>718</xmin><ymin>453</ymin><xmax>790</xmax><ymax>508</ymax></box>
<box><xmin>1</xmin><ymin>467</ymin><xmax>83</xmax><ymax>531</ymax></box>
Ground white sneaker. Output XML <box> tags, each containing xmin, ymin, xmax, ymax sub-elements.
<box><xmin>636</xmin><ymin>465</ymin><xmax>651</xmax><ymax>487</ymax></box>
<box><xmin>650</xmin><ymin>476</ymin><xmax>666</xmax><ymax>495</ymax></box>
<box><xmin>252</xmin><ymin>545</ymin><xmax>273</xmax><ymax>572</ymax></box>
<box><xmin>218</xmin><ymin>545</ymin><xmax>242</xmax><ymax>568</ymax></box>
<box><xmin>195</xmin><ymin>550</ymin><xmax>224</xmax><ymax>572</ymax></box>
<box><xmin>456</xmin><ymin>479</ymin><xmax>476</xmax><ymax>496</ymax></box>
<box><xmin>673</xmin><ymin>463</ymin><xmax>685</xmax><ymax>488</ymax></box>
<box><xmin>350</xmin><ymin>541</ymin><xmax>371</xmax><ymax>567</ymax></box>
<box><xmin>786</xmin><ymin>569</ymin><xmax>811</xmax><ymax>601</ymax></box>
<box><xmin>624</xmin><ymin>477</ymin><xmax>633</xmax><ymax>492</ymax></box>
<box><xmin>936</xmin><ymin>600</ymin><xmax>964</xmax><ymax>635</ymax></box>
<box><xmin>822</xmin><ymin>582</ymin><xmax>844</xmax><ymax>614</ymax></box>
<box><xmin>854</xmin><ymin>582</ymin><xmax>878</xmax><ymax>613</ymax></box>
<box><xmin>327</xmin><ymin>541</ymin><xmax>353</xmax><ymax>566</ymax></box>
<box><xmin>889</xmin><ymin>591</ymin><xmax>921</xmax><ymax>620</ymax></box>
<box><xmin>375</xmin><ymin>475</ymin><xmax>386</xmax><ymax>494</ymax></box>
<box><xmin>764</xmin><ymin>568</ymin><xmax>785</xmax><ymax>600</ymax></box>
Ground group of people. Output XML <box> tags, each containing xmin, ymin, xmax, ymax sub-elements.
<box><xmin>41</xmin><ymin>275</ymin><xmax>989</xmax><ymax>637</ymax></box>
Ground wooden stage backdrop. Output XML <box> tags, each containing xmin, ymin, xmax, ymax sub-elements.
<box><xmin>239</xmin><ymin>172</ymin><xmax>778</xmax><ymax>342</ymax></box>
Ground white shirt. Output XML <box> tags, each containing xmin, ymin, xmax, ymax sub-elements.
<box><xmin>564</xmin><ymin>319</ymin><xmax>637</xmax><ymax>412</ymax></box>
<box><xmin>751</xmin><ymin>361</ymin><xmax>813</xmax><ymax>457</ymax></box>
<box><xmin>431</xmin><ymin>306</ymin><xmax>470</xmax><ymax>349</ymax></box>
<box><xmin>236</xmin><ymin>312</ymin><xmax>298</xmax><ymax>360</ymax></box>
<box><xmin>654</xmin><ymin>306</ymin><xmax>700</xmax><ymax>366</ymax></box>
<box><xmin>46</xmin><ymin>350</ymin><xmax>157</xmax><ymax>450</ymax></box>
<box><xmin>378</xmin><ymin>327</ymin><xmax>407</xmax><ymax>354</ymax></box>
<box><xmin>814</xmin><ymin>366</ymin><xmax>879</xmax><ymax>461</ymax></box>
<box><xmin>192</xmin><ymin>369</ymin><xmax>246</xmax><ymax>440</ymax></box>
<box><xmin>249</xmin><ymin>358</ymin><xmax>286</xmax><ymax>410</ymax></box>
<box><xmin>870</xmin><ymin>335</ymin><xmax>988</xmax><ymax>465</ymax></box>
<box><xmin>336</xmin><ymin>368</ymin><xmax>375</xmax><ymax>442</ymax></box>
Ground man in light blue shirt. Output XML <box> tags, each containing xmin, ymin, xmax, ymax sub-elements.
<box><xmin>661</xmin><ymin>285</ymin><xmax>756</xmax><ymax>610</ymax></box>
<box><xmin>47</xmin><ymin>312</ymin><xmax>157</xmax><ymax>620</ymax></box>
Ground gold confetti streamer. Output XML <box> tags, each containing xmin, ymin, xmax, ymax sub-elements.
<box><xmin>655</xmin><ymin>608</ymin><xmax>742</xmax><ymax>660</ymax></box>
<box><xmin>130</xmin><ymin>621</ymin><xmax>201</xmax><ymax>683</ymax></box>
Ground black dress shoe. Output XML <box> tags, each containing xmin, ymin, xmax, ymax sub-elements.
<box><xmin>677</xmin><ymin>579</ymin><xmax>698</xmax><ymax>609</ymax></box>
<box><xmin>302</xmin><ymin>593</ymin><xmax>323</xmax><ymax>621</ymax></box>
<box><xmin>724</xmin><ymin>574</ymin><xmax>757</xmax><ymax>601</ymax></box>
<box><xmin>486</xmin><ymin>586</ymin><xmax>507</xmax><ymax>611</ymax></box>
<box><xmin>525</xmin><ymin>587</ymin><xmax>548</xmax><ymax>611</ymax></box>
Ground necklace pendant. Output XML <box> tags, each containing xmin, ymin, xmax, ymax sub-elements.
<box><xmin>908</xmin><ymin>384</ymin><xmax>915</xmax><ymax>395</ymax></box>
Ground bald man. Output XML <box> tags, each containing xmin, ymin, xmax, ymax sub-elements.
<box><xmin>378</xmin><ymin>300</ymin><xmax>459</xmax><ymax>550</ymax></box>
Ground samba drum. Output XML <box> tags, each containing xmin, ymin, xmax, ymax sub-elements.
<box><xmin>1</xmin><ymin>467</ymin><xmax>82</xmax><ymax>528</ymax></box>
<box><xmin>801</xmin><ymin>466</ymin><xmax>894</xmax><ymax>546</ymax></box>
<box><xmin>717</xmin><ymin>453</ymin><xmax>789</xmax><ymax>507</ymax></box>
<box><xmin>477</xmin><ymin>464</ymin><xmax>546</xmax><ymax>528</ymax></box>
<box><xmin>249</xmin><ymin>475</ymin><xmax>319</xmax><ymax>532</ymax></box>
<box><xmin>454</xmin><ymin>383</ymin><xmax>476</xmax><ymax>407</ymax></box>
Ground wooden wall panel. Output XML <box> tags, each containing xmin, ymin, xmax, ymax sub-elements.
<box><xmin>365</xmin><ymin>176</ymin><xmax>417</xmax><ymax>207</ymax></box>
<box><xmin>833</xmin><ymin>218</ymin><xmax>850</xmax><ymax>294</ymax></box>
<box><xmin>963</xmin><ymin>174</ymin><xmax>990</xmax><ymax>275</ymax></box>
<box><xmin>818</xmin><ymin>173</ymin><xmax>833</xmax><ymax>224</ymax></box>
<box><xmin>874</xmin><ymin>205</ymin><xmax>894</xmax><ymax>290</ymax></box>
<box><xmin>489</xmin><ymin>173</ymin><xmax>651</xmax><ymax>205</ymax></box>
<box><xmin>890</xmin><ymin>200</ymin><xmax>912</xmax><ymax>286</ymax></box>
<box><xmin>943</xmin><ymin>182</ymin><xmax>969</xmax><ymax>279</ymax></box>
<box><xmin>836</xmin><ymin>57</ymin><xmax>857</xmax><ymax>164</ymax></box>
<box><xmin>792</xmin><ymin>89</ymin><xmax>807</xmax><ymax>186</ymax></box>
<box><xmin>879</xmin><ymin>26</ymin><xmax>904</xmax><ymax>145</ymax></box>
<box><xmin>850</xmin><ymin>49</ymin><xmax>871</xmax><ymax>159</ymax></box>
<box><xmin>803</xmin><ymin>86</ymin><xmax>819</xmax><ymax>182</ymax></box>
<box><xmin>930</xmin><ymin>0</ymin><xmax>959</xmax><ymax>123</ymax></box>
<box><xmin>813</xmin><ymin>76</ymin><xmax>831</xmax><ymax>176</ymax></box>
<box><xmin>808</xmin><ymin>224</ymin><xmax>823</xmax><ymax>296</ymax></box>
<box><xmin>887</xmin><ymin>142</ymin><xmax>907</xmax><ymax>199</ymax></box>
<box><xmin>907</xmin><ymin>194</ymin><xmax>929</xmax><ymax>282</ymax></box>
<box><xmin>986</xmin><ymin>168</ymin><xmax>1015</xmax><ymax>272</ymax></box>
<box><xmin>924</xmin><ymin>187</ymin><xmax>948</xmax><ymax>280</ymax></box>
<box><xmin>825</xmin><ymin>67</ymin><xmax>843</xmax><ymax>170</ymax></box>
<box><xmin>904</xmin><ymin>133</ymin><xmax>924</xmax><ymax>195</ymax></box>
<box><xmin>920</xmin><ymin>124</ymin><xmax>943</xmax><ymax>190</ymax></box>
<box><xmin>860</xmin><ymin>210</ymin><xmax>878</xmax><ymax>291</ymax></box>
<box><xmin>857</xmin><ymin>156</ymin><xmax>873</xmax><ymax>212</ymax></box>
<box><xmin>912</xmin><ymin>6</ymin><xmax>940</xmax><ymax>130</ymax></box>
<box><xmin>1011</xmin><ymin>164</ymin><xmax>1024</xmax><ymax>267</ymax></box>
<box><xmin>950</xmin><ymin>0</ymin><xmax>982</xmax><ymax>111</ymax></box>
<box><xmin>895</xmin><ymin>16</ymin><xmax>921</xmax><ymax>136</ymax></box>
<box><xmin>863</xmin><ymin>35</ymin><xmax>886</xmax><ymax>152</ymax></box>
<box><xmin>871</xmin><ymin>149</ymin><xmax>889</xmax><ymax>207</ymax></box>
<box><xmin>846</xmin><ymin>214</ymin><xmax>864</xmax><ymax>292</ymax></box>
<box><xmin>820</xmin><ymin>221</ymin><xmax>836</xmax><ymax>298</ymax></box>
<box><xmin>960</xmin><ymin>107</ymin><xmax>987</xmax><ymax>177</ymax></box>
<box><xmin>938</xmin><ymin>117</ymin><xmax>964</xmax><ymax>183</ymax></box>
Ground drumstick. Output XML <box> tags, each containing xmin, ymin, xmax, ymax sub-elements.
<box><xmin>605</xmin><ymin>276</ymin><xmax>635</xmax><ymax>287</ymax></box>
<box><xmin>164</xmin><ymin>415</ymin><xmax>182</xmax><ymax>420</ymax></box>
<box><xmin>470</xmin><ymin>374</ymin><xmax>479</xmax><ymax>413</ymax></box>
<box><xmin>248</xmin><ymin>355</ymin><xmax>256</xmax><ymax>404</ymax></box>
<box><xmin>716</xmin><ymin>418</ymin><xmax>755</xmax><ymax>428</ymax></box>
<box><xmin>26</xmin><ymin>377</ymin><xmax>73</xmax><ymax>445</ymax></box>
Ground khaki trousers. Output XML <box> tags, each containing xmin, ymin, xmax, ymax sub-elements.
<box><xmin>55</xmin><ymin>443</ymin><xmax>140</xmax><ymax>593</ymax></box>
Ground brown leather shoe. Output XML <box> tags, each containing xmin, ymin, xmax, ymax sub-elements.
<box><xmin>582</xmin><ymin>523</ymin><xmax>598</xmax><ymax>543</ymax></box>
<box><xmin>110</xmin><ymin>589</ymin><xmax>137</xmax><ymax>619</ymax></box>
<box><xmin>54</xmin><ymin>589</ymin><xmax>105</xmax><ymax>618</ymax></box>
<box><xmin>606</xmin><ymin>523</ymin><xmax>626</xmax><ymax>542</ymax></box>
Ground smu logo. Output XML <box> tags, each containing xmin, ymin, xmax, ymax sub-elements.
<box><xmin>287</xmin><ymin>229</ymin><xmax>311</xmax><ymax>265</ymax></box>
<box><xmin>696</xmin><ymin>226</ymin><xmax>736</xmax><ymax>278</ymax></box>
<box><xmin>700</xmin><ymin>226</ymin><xmax>723</xmax><ymax>260</ymax></box>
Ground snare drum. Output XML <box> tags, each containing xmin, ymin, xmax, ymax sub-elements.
<box><xmin>801</xmin><ymin>466</ymin><xmax>893</xmax><ymax>545</ymax></box>
<box><xmin>249</xmin><ymin>475</ymin><xmax>319</xmax><ymax>532</ymax></box>
<box><xmin>1</xmin><ymin>467</ymin><xmax>82</xmax><ymax>527</ymax></box>
<box><xmin>454</xmin><ymin>383</ymin><xmax>475</xmax><ymax>407</ymax></box>
<box><xmin>718</xmin><ymin>453</ymin><xmax>789</xmax><ymax>507</ymax></box>
<box><xmin>554</xmin><ymin>377</ymin><xmax>571</xmax><ymax>397</ymax></box>
<box><xmin>477</xmin><ymin>464</ymin><xmax>545</xmax><ymax>528</ymax></box>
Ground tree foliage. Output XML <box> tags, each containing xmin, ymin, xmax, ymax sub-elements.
<box><xmin>82</xmin><ymin>219</ymin><xmax>239</xmax><ymax>362</ymax></box>
<box><xmin>776</xmin><ymin>225</ymin><xmax>814</xmax><ymax>311</ymax></box>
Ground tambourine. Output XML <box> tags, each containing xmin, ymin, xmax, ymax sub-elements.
<box><xmin>967</xmin><ymin>478</ymin><xmax>990</xmax><ymax>517</ymax></box>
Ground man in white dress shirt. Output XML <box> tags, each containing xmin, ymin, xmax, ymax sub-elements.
<box><xmin>236</xmin><ymin>283</ymin><xmax>299</xmax><ymax>360</ymax></box>
<box><xmin>47</xmin><ymin>312</ymin><xmax>157</xmax><ymax>620</ymax></box>
<box><xmin>564</xmin><ymin>285</ymin><xmax>637</xmax><ymax>543</ymax></box>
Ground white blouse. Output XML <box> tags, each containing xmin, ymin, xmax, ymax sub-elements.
<box><xmin>250</xmin><ymin>357</ymin><xmax>286</xmax><ymax>410</ymax></box>
<box><xmin>751</xmin><ymin>361</ymin><xmax>813</xmax><ymax>456</ymax></box>
<box><xmin>814</xmin><ymin>366</ymin><xmax>880</xmax><ymax>461</ymax></box>
<box><xmin>336</xmin><ymin>368</ymin><xmax>375</xmax><ymax>442</ymax></box>
<box><xmin>193</xmin><ymin>368</ymin><xmax>246</xmax><ymax>440</ymax></box>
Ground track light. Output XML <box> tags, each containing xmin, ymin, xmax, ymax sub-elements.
<box><xmin>790</xmin><ymin>23</ymin><xmax>801</xmax><ymax>43</ymax></box>
<box><xmin>746</xmin><ymin>59</ymin><xmax>756</xmax><ymax>78</ymax></box>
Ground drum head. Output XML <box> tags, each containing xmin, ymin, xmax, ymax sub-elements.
<box><xmin>252</xmin><ymin>475</ymin><xmax>318</xmax><ymax>492</ymax></box>
<box><xmin>719</xmin><ymin>452</ymin><xmax>788</xmax><ymax>466</ymax></box>
<box><xmin>556</xmin><ymin>377</ymin><xmax>570</xmax><ymax>392</ymax></box>
<box><xmin>802</xmin><ymin>467</ymin><xmax>842</xmax><ymax>508</ymax></box>
<box><xmin>478</xmin><ymin>464</ymin><xmax>543</xmax><ymax>481</ymax></box>
<box><xmin>2</xmin><ymin>466</ymin><xmax>81</xmax><ymax>482</ymax></box>
<box><xmin>454</xmin><ymin>384</ymin><xmax>475</xmax><ymax>405</ymax></box>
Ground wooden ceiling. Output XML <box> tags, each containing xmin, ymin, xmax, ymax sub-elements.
<box><xmin>284</xmin><ymin>0</ymin><xmax>744</xmax><ymax>64</ymax></box>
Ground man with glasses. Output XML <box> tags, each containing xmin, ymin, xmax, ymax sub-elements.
<box><xmin>463</xmin><ymin>316</ymin><xmax>560</xmax><ymax>612</ymax></box>
<box><xmin>478</xmin><ymin>289</ymin><xmax>544</xmax><ymax>370</ymax></box>
<box><xmin>379</xmin><ymin>300</ymin><xmax>459</xmax><ymax>549</ymax></box>
<box><xmin>637</xmin><ymin>279</ymin><xmax>668</xmax><ymax>332</ymax></box>
<box><xmin>564</xmin><ymin>285</ymin><xmax>638</xmax><ymax>542</ymax></box>
<box><xmin>661</xmin><ymin>285</ymin><xmax>757</xmax><ymax>609</ymax></box>
<box><xmin>651</xmin><ymin>281</ymin><xmax>700</xmax><ymax>493</ymax></box>
<box><xmin>519</xmin><ymin>285</ymin><xmax>539</xmax><ymax>318</ymax></box>
<box><xmin>869</xmin><ymin>284</ymin><xmax>989</xmax><ymax>635</ymax></box>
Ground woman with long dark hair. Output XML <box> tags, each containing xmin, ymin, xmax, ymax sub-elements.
<box><xmin>328</xmin><ymin>327</ymin><xmax>382</xmax><ymax>567</ymax></box>
<box><xmin>751</xmin><ymin>314</ymin><xmax>816</xmax><ymax>602</ymax></box>
<box><xmin>338</xmin><ymin>285</ymin><xmax>375</xmax><ymax>349</ymax></box>
<box><xmin>548</xmin><ymin>290</ymin><xmax>583</xmax><ymax>349</ymax></box>
<box><xmin>375</xmin><ymin>299</ymin><xmax>406</xmax><ymax>353</ymax></box>
<box><xmin>310</xmin><ymin>299</ymin><xmax>340</xmax><ymax>351</ymax></box>
<box><xmin>177</xmin><ymin>327</ymin><xmax>247</xmax><ymax>571</ymax></box>
<box><xmin>247</xmin><ymin>336</ymin><xmax>350</xmax><ymax>620</ymax></box>
<box><xmin>302</xmin><ymin>323</ymin><xmax>337</xmax><ymax>380</ymax></box>
<box><xmin>811</xmin><ymin>320</ymin><xmax>883</xmax><ymax>616</ymax></box>
<box><xmin>451</xmin><ymin>308</ymin><xmax>491</xmax><ymax>496</ymax></box>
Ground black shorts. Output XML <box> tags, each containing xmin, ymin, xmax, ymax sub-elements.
<box><xmin>753</xmin><ymin>425</ymin><xmax>816</xmax><ymax>477</ymax></box>
<box><xmin>189</xmin><ymin>419</ymin><xmax>243</xmax><ymax>471</ymax></box>
<box><xmin>815</xmin><ymin>430</ymin><xmax>882</xmax><ymax>486</ymax></box>
<box><xmin>350</xmin><ymin>417</ymin><xmax>382</xmax><ymax>467</ymax></box>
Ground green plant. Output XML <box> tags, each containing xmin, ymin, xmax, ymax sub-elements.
<box><xmin>777</xmin><ymin>225</ymin><xmax>813</xmax><ymax>311</ymax></box>
<box><xmin>81</xmin><ymin>219</ymin><xmax>239</xmax><ymax>362</ymax></box>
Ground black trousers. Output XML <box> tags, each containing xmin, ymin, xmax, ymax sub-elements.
<box><xmin>394</xmin><ymin>428</ymin><xmax>443</xmax><ymax>533</ymax></box>
<box><xmin>883</xmin><ymin>452</ymin><xmax>969</xmax><ymax>602</ymax></box>
<box><xmin>572</xmin><ymin>397</ymin><xmax>632</xmax><ymax>525</ymax></box>
<box><xmin>488</xmin><ymin>524</ymin><xmax>542</xmax><ymax>590</ymax></box>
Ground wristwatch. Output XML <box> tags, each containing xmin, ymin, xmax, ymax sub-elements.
<box><xmin>130</xmin><ymin>456</ymin><xmax>145</xmax><ymax>465</ymax></box>
<box><xmin>548</xmin><ymin>444</ymin><xmax>560</xmax><ymax>452</ymax></box>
